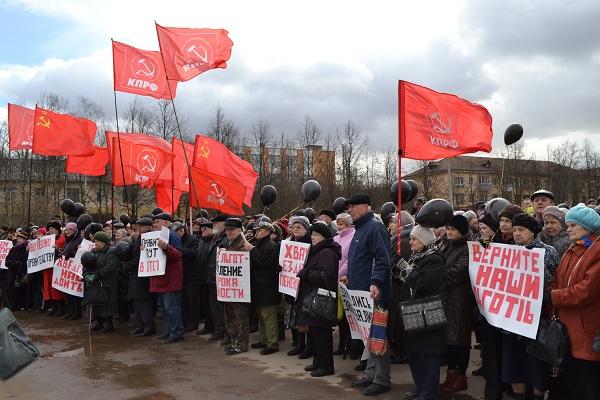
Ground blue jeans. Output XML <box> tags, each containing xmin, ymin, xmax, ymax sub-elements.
<box><xmin>159</xmin><ymin>292</ymin><xmax>184</xmax><ymax>339</ymax></box>
<box><xmin>407</xmin><ymin>350</ymin><xmax>442</xmax><ymax>400</ymax></box>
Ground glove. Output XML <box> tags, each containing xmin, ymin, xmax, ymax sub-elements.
<box><xmin>84</xmin><ymin>273</ymin><xmax>96</xmax><ymax>285</ymax></box>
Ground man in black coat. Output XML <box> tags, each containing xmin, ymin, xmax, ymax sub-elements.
<box><xmin>206</xmin><ymin>215</ymin><xmax>229</xmax><ymax>341</ymax></box>
<box><xmin>121</xmin><ymin>217</ymin><xmax>156</xmax><ymax>337</ymax></box>
<box><xmin>172</xmin><ymin>222</ymin><xmax>200</xmax><ymax>332</ymax></box>
<box><xmin>196</xmin><ymin>218</ymin><xmax>214</xmax><ymax>335</ymax></box>
<box><xmin>245</xmin><ymin>221</ymin><xmax>281</xmax><ymax>355</ymax></box>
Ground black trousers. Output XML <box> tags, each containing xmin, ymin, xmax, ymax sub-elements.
<box><xmin>182</xmin><ymin>280</ymin><xmax>201</xmax><ymax>329</ymax></box>
<box><xmin>407</xmin><ymin>350</ymin><xmax>442</xmax><ymax>400</ymax></box>
<box><xmin>481</xmin><ymin>322</ymin><xmax>504</xmax><ymax>400</ymax></box>
<box><xmin>27</xmin><ymin>272</ymin><xmax>43</xmax><ymax>311</ymax></box>
<box><xmin>65</xmin><ymin>294</ymin><xmax>82</xmax><ymax>317</ymax></box>
<box><xmin>447</xmin><ymin>344</ymin><xmax>471</xmax><ymax>375</ymax></box>
<box><xmin>565</xmin><ymin>357</ymin><xmax>600</xmax><ymax>400</ymax></box>
<box><xmin>207</xmin><ymin>285</ymin><xmax>225</xmax><ymax>335</ymax></box>
<box><xmin>310</xmin><ymin>326</ymin><xmax>334</xmax><ymax>372</ymax></box>
<box><xmin>199</xmin><ymin>283</ymin><xmax>213</xmax><ymax>329</ymax></box>
<box><xmin>133</xmin><ymin>297</ymin><xmax>155</xmax><ymax>330</ymax></box>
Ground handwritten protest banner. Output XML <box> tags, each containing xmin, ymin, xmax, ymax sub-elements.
<box><xmin>216</xmin><ymin>249</ymin><xmax>251</xmax><ymax>302</ymax></box>
<box><xmin>51</xmin><ymin>256</ymin><xmax>84</xmax><ymax>297</ymax></box>
<box><xmin>339</xmin><ymin>282</ymin><xmax>373</xmax><ymax>343</ymax></box>
<box><xmin>468</xmin><ymin>241</ymin><xmax>545</xmax><ymax>339</ymax></box>
<box><xmin>0</xmin><ymin>240</ymin><xmax>13</xmax><ymax>269</ymax></box>
<box><xmin>278</xmin><ymin>239</ymin><xmax>311</xmax><ymax>298</ymax></box>
<box><xmin>27</xmin><ymin>235</ymin><xmax>55</xmax><ymax>273</ymax></box>
<box><xmin>138</xmin><ymin>227</ymin><xmax>169</xmax><ymax>277</ymax></box>
<box><xmin>71</xmin><ymin>239</ymin><xmax>94</xmax><ymax>278</ymax></box>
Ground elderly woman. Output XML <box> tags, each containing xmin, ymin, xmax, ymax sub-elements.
<box><xmin>502</xmin><ymin>213</ymin><xmax>559</xmax><ymax>400</ymax></box>
<box><xmin>478</xmin><ymin>213</ymin><xmax>498</xmax><ymax>245</ymax></box>
<box><xmin>333</xmin><ymin>212</ymin><xmax>354</xmax><ymax>356</ymax></box>
<box><xmin>83</xmin><ymin>231</ymin><xmax>120</xmax><ymax>333</ymax></box>
<box><xmin>439</xmin><ymin>215</ymin><xmax>474</xmax><ymax>394</ymax></box>
<box><xmin>296</xmin><ymin>221</ymin><xmax>341</xmax><ymax>377</ymax></box>
<box><xmin>547</xmin><ymin>204</ymin><xmax>600</xmax><ymax>400</ymax></box>
<box><xmin>539</xmin><ymin>206</ymin><xmax>571</xmax><ymax>258</ymax></box>
<box><xmin>43</xmin><ymin>221</ymin><xmax>66</xmax><ymax>317</ymax></box>
<box><xmin>403</xmin><ymin>225</ymin><xmax>447</xmax><ymax>400</ymax></box>
<box><xmin>60</xmin><ymin>222</ymin><xmax>83</xmax><ymax>320</ymax></box>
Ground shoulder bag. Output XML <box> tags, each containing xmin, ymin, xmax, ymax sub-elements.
<box><xmin>525</xmin><ymin>312</ymin><xmax>569</xmax><ymax>367</ymax></box>
<box><xmin>82</xmin><ymin>280</ymin><xmax>110</xmax><ymax>307</ymax></box>
<box><xmin>301</xmin><ymin>271</ymin><xmax>338</xmax><ymax>326</ymax></box>
<box><xmin>398</xmin><ymin>275</ymin><xmax>447</xmax><ymax>333</ymax></box>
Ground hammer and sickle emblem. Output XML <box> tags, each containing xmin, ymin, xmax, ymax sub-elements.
<box><xmin>198</xmin><ymin>144</ymin><xmax>210</xmax><ymax>159</ymax></box>
<box><xmin>37</xmin><ymin>115</ymin><xmax>51</xmax><ymax>129</ymax></box>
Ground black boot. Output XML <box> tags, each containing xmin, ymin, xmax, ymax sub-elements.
<box><xmin>53</xmin><ymin>301</ymin><xmax>65</xmax><ymax>317</ymax></box>
<box><xmin>91</xmin><ymin>317</ymin><xmax>105</xmax><ymax>331</ymax></box>
<box><xmin>278</xmin><ymin>318</ymin><xmax>285</xmax><ymax>341</ymax></box>
<box><xmin>101</xmin><ymin>317</ymin><xmax>114</xmax><ymax>333</ymax></box>
<box><xmin>45</xmin><ymin>301</ymin><xmax>56</xmax><ymax>316</ymax></box>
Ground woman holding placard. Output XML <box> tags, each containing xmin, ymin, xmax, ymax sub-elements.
<box><xmin>43</xmin><ymin>221</ymin><xmax>66</xmax><ymax>317</ymax></box>
<box><xmin>60</xmin><ymin>222</ymin><xmax>83</xmax><ymax>320</ymax></box>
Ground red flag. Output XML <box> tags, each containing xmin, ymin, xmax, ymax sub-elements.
<box><xmin>398</xmin><ymin>81</ymin><xmax>493</xmax><ymax>160</ymax></box>
<box><xmin>189</xmin><ymin>167</ymin><xmax>246</xmax><ymax>215</ymax></box>
<box><xmin>8</xmin><ymin>103</ymin><xmax>34</xmax><ymax>150</ymax></box>
<box><xmin>156</xmin><ymin>23</ymin><xmax>233</xmax><ymax>82</ymax></box>
<box><xmin>112</xmin><ymin>40</ymin><xmax>178</xmax><ymax>100</ymax></box>
<box><xmin>106</xmin><ymin>132</ymin><xmax>172</xmax><ymax>188</ymax></box>
<box><xmin>155</xmin><ymin>138</ymin><xmax>194</xmax><ymax>192</ymax></box>
<box><xmin>155</xmin><ymin>184</ymin><xmax>183</xmax><ymax>215</ymax></box>
<box><xmin>193</xmin><ymin>134</ymin><xmax>257</xmax><ymax>206</ymax></box>
<box><xmin>32</xmin><ymin>106</ymin><xmax>96</xmax><ymax>157</ymax></box>
<box><xmin>66</xmin><ymin>146</ymin><xmax>108</xmax><ymax>176</ymax></box>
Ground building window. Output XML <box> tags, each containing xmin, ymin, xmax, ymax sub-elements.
<box><xmin>34</xmin><ymin>187</ymin><xmax>45</xmax><ymax>197</ymax></box>
<box><xmin>468</xmin><ymin>177</ymin><xmax>473</xmax><ymax>185</ymax></box>
<box><xmin>66</xmin><ymin>188</ymin><xmax>80</xmax><ymax>203</ymax></box>
<box><xmin>5</xmin><ymin>187</ymin><xmax>16</xmax><ymax>203</ymax></box>
<box><xmin>479</xmin><ymin>175</ymin><xmax>492</xmax><ymax>184</ymax></box>
<box><xmin>455</xmin><ymin>194</ymin><xmax>465</xmax><ymax>204</ymax></box>
<box><xmin>453</xmin><ymin>176</ymin><xmax>464</xmax><ymax>186</ymax></box>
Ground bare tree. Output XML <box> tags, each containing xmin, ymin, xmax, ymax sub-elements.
<box><xmin>207</xmin><ymin>105</ymin><xmax>242</xmax><ymax>152</ymax></box>
<box><xmin>249</xmin><ymin>119</ymin><xmax>273</xmax><ymax>188</ymax></box>
<box><xmin>297</xmin><ymin>116</ymin><xmax>321</xmax><ymax>181</ymax></box>
<box><xmin>337</xmin><ymin>120</ymin><xmax>367</xmax><ymax>196</ymax></box>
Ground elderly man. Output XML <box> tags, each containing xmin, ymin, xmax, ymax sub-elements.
<box><xmin>196</xmin><ymin>218</ymin><xmax>215</xmax><ymax>336</ymax></box>
<box><xmin>172</xmin><ymin>222</ymin><xmax>200</xmax><ymax>332</ymax></box>
<box><xmin>346</xmin><ymin>193</ymin><xmax>392</xmax><ymax>396</ymax></box>
<box><xmin>531</xmin><ymin>190</ymin><xmax>555</xmax><ymax>223</ymax></box>
<box><xmin>151</xmin><ymin>213</ymin><xmax>184</xmax><ymax>344</ymax></box>
<box><xmin>207</xmin><ymin>214</ymin><xmax>229</xmax><ymax>341</ymax></box>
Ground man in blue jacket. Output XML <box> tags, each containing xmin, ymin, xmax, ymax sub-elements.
<box><xmin>346</xmin><ymin>193</ymin><xmax>392</xmax><ymax>396</ymax></box>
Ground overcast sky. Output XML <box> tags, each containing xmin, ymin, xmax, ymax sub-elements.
<box><xmin>1</xmin><ymin>0</ymin><xmax>600</xmax><ymax>160</ymax></box>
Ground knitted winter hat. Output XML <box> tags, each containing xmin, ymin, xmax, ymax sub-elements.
<box><xmin>289</xmin><ymin>216</ymin><xmax>310</xmax><ymax>231</ymax></box>
<box><xmin>65</xmin><ymin>222</ymin><xmax>78</xmax><ymax>232</ymax></box>
<box><xmin>335</xmin><ymin>212</ymin><xmax>353</xmax><ymax>226</ymax></box>
<box><xmin>565</xmin><ymin>204</ymin><xmax>600</xmax><ymax>233</ymax></box>
<box><xmin>448</xmin><ymin>215</ymin><xmax>470</xmax><ymax>236</ymax></box>
<box><xmin>542</xmin><ymin>206</ymin><xmax>566</xmax><ymax>223</ymax></box>
<box><xmin>410</xmin><ymin>225</ymin><xmax>436</xmax><ymax>247</ymax></box>
<box><xmin>94</xmin><ymin>231</ymin><xmax>111</xmax><ymax>244</ymax></box>
<box><xmin>512</xmin><ymin>213</ymin><xmax>541</xmax><ymax>235</ymax></box>
<box><xmin>479</xmin><ymin>212</ymin><xmax>499</xmax><ymax>232</ymax></box>
<box><xmin>498</xmin><ymin>205</ymin><xmax>524</xmax><ymax>221</ymax></box>
<box><xmin>310</xmin><ymin>221</ymin><xmax>333</xmax><ymax>240</ymax></box>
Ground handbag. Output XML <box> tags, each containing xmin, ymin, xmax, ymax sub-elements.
<box><xmin>0</xmin><ymin>308</ymin><xmax>40</xmax><ymax>380</ymax></box>
<box><xmin>525</xmin><ymin>314</ymin><xmax>569</xmax><ymax>367</ymax></box>
<box><xmin>398</xmin><ymin>294</ymin><xmax>447</xmax><ymax>333</ymax></box>
<box><xmin>301</xmin><ymin>271</ymin><xmax>338</xmax><ymax>326</ymax></box>
<box><xmin>81</xmin><ymin>281</ymin><xmax>110</xmax><ymax>307</ymax></box>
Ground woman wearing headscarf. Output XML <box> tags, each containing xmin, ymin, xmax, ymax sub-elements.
<box><xmin>60</xmin><ymin>222</ymin><xmax>83</xmax><ymax>320</ymax></box>
<box><xmin>547</xmin><ymin>204</ymin><xmax>600</xmax><ymax>400</ymax></box>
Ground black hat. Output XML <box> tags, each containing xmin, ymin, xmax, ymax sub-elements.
<box><xmin>224</xmin><ymin>218</ymin><xmax>243</xmax><ymax>229</ymax></box>
<box><xmin>153</xmin><ymin>212</ymin><xmax>173</xmax><ymax>222</ymax></box>
<box><xmin>475</xmin><ymin>201</ymin><xmax>486</xmax><ymax>210</ymax></box>
<box><xmin>136</xmin><ymin>217</ymin><xmax>154</xmax><ymax>226</ymax></box>
<box><xmin>448</xmin><ymin>215</ymin><xmax>470</xmax><ymax>236</ymax></box>
<box><xmin>479</xmin><ymin>212</ymin><xmax>499</xmax><ymax>232</ymax></box>
<box><xmin>498</xmin><ymin>205</ymin><xmax>524</xmax><ymax>221</ymax></box>
<box><xmin>319</xmin><ymin>209</ymin><xmax>336</xmax><ymax>220</ymax></box>
<box><xmin>112</xmin><ymin>222</ymin><xmax>125</xmax><ymax>229</ymax></box>
<box><xmin>530</xmin><ymin>190</ymin><xmax>555</xmax><ymax>201</ymax></box>
<box><xmin>211</xmin><ymin>214</ymin><xmax>229</xmax><ymax>223</ymax></box>
<box><xmin>47</xmin><ymin>221</ymin><xmax>62</xmax><ymax>232</ymax></box>
<box><xmin>310</xmin><ymin>221</ymin><xmax>333</xmax><ymax>239</ymax></box>
<box><xmin>345</xmin><ymin>193</ymin><xmax>371</xmax><ymax>206</ymax></box>
<box><xmin>152</xmin><ymin>207</ymin><xmax>164</xmax><ymax>216</ymax></box>
<box><xmin>512</xmin><ymin>213</ymin><xmax>541</xmax><ymax>235</ymax></box>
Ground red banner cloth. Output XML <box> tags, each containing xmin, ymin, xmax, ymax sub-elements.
<box><xmin>8</xmin><ymin>103</ymin><xmax>34</xmax><ymax>150</ymax></box>
<box><xmin>32</xmin><ymin>106</ymin><xmax>96</xmax><ymax>157</ymax></box>
<box><xmin>398</xmin><ymin>80</ymin><xmax>493</xmax><ymax>160</ymax></box>
<box><xmin>156</xmin><ymin>23</ymin><xmax>233</xmax><ymax>82</ymax></box>
<box><xmin>66</xmin><ymin>146</ymin><xmax>108</xmax><ymax>176</ymax></box>
<box><xmin>155</xmin><ymin>184</ymin><xmax>183</xmax><ymax>215</ymax></box>
<box><xmin>189</xmin><ymin>167</ymin><xmax>246</xmax><ymax>215</ymax></box>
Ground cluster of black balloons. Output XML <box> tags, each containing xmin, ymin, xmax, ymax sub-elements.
<box><xmin>390</xmin><ymin>179</ymin><xmax>419</xmax><ymax>206</ymax></box>
<box><xmin>259</xmin><ymin>180</ymin><xmax>323</xmax><ymax>207</ymax></box>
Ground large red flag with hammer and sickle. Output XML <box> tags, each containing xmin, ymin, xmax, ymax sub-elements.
<box><xmin>399</xmin><ymin>80</ymin><xmax>493</xmax><ymax>160</ymax></box>
<box><xmin>189</xmin><ymin>167</ymin><xmax>246</xmax><ymax>215</ymax></box>
<box><xmin>112</xmin><ymin>40</ymin><xmax>178</xmax><ymax>100</ymax></box>
<box><xmin>7</xmin><ymin>103</ymin><xmax>34</xmax><ymax>150</ymax></box>
<box><xmin>32</xmin><ymin>106</ymin><xmax>97</xmax><ymax>157</ymax></box>
<box><xmin>156</xmin><ymin>23</ymin><xmax>233</xmax><ymax>82</ymax></box>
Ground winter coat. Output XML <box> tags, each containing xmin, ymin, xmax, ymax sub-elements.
<box><xmin>150</xmin><ymin>230</ymin><xmax>183</xmax><ymax>293</ymax></box>
<box><xmin>250</xmin><ymin>236</ymin><xmax>281</xmax><ymax>307</ymax></box>
<box><xmin>347</xmin><ymin>211</ymin><xmax>392</xmax><ymax>307</ymax></box>
<box><xmin>549</xmin><ymin>235</ymin><xmax>600</xmax><ymax>361</ymax></box>
<box><xmin>333</xmin><ymin>227</ymin><xmax>354</xmax><ymax>279</ymax></box>
<box><xmin>197</xmin><ymin>234</ymin><xmax>213</xmax><ymax>284</ymax></box>
<box><xmin>439</xmin><ymin>234</ymin><xmax>473</xmax><ymax>346</ymax></box>
<box><xmin>122</xmin><ymin>235</ymin><xmax>153</xmax><ymax>300</ymax></box>
<box><xmin>44</xmin><ymin>234</ymin><xmax>66</xmax><ymax>301</ymax></box>
<box><xmin>6</xmin><ymin>241</ymin><xmax>28</xmax><ymax>284</ymax></box>
<box><xmin>59</xmin><ymin>233</ymin><xmax>82</xmax><ymax>260</ymax></box>
<box><xmin>539</xmin><ymin>230</ymin><xmax>571</xmax><ymax>259</ymax></box>
<box><xmin>295</xmin><ymin>239</ymin><xmax>341</xmax><ymax>327</ymax></box>
<box><xmin>180</xmin><ymin>232</ymin><xmax>199</xmax><ymax>283</ymax></box>
<box><xmin>403</xmin><ymin>247</ymin><xmax>447</xmax><ymax>354</ymax></box>
<box><xmin>207</xmin><ymin>231</ymin><xmax>229</xmax><ymax>286</ymax></box>
<box><xmin>524</xmin><ymin>237</ymin><xmax>559</xmax><ymax>289</ymax></box>
<box><xmin>84</xmin><ymin>245</ymin><xmax>120</xmax><ymax>317</ymax></box>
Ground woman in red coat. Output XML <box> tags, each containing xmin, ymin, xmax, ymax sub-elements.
<box><xmin>43</xmin><ymin>221</ymin><xmax>66</xmax><ymax>316</ymax></box>
<box><xmin>547</xmin><ymin>204</ymin><xmax>600</xmax><ymax>400</ymax></box>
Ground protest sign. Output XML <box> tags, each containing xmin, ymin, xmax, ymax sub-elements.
<box><xmin>27</xmin><ymin>235</ymin><xmax>55</xmax><ymax>273</ymax></box>
<box><xmin>138</xmin><ymin>227</ymin><xmax>169</xmax><ymax>277</ymax></box>
<box><xmin>51</xmin><ymin>256</ymin><xmax>84</xmax><ymax>297</ymax></box>
<box><xmin>339</xmin><ymin>282</ymin><xmax>373</xmax><ymax>343</ymax></box>
<box><xmin>0</xmin><ymin>240</ymin><xmax>13</xmax><ymax>269</ymax></box>
<box><xmin>468</xmin><ymin>241</ymin><xmax>545</xmax><ymax>339</ymax></box>
<box><xmin>71</xmin><ymin>239</ymin><xmax>94</xmax><ymax>278</ymax></box>
<box><xmin>278</xmin><ymin>239</ymin><xmax>311</xmax><ymax>298</ymax></box>
<box><xmin>216</xmin><ymin>249</ymin><xmax>251</xmax><ymax>302</ymax></box>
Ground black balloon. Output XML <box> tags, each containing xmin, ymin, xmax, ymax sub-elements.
<box><xmin>504</xmin><ymin>123</ymin><xmax>523</xmax><ymax>145</ymax></box>
<box><xmin>390</xmin><ymin>181</ymin><xmax>398</xmax><ymax>205</ymax></box>
<box><xmin>260</xmin><ymin>185</ymin><xmax>277</xmax><ymax>206</ymax></box>
<box><xmin>391</xmin><ymin>180</ymin><xmax>412</xmax><ymax>205</ymax></box>
<box><xmin>60</xmin><ymin>199</ymin><xmax>75</xmax><ymax>215</ymax></box>
<box><xmin>415</xmin><ymin>199</ymin><xmax>454</xmax><ymax>228</ymax></box>
<box><xmin>84</xmin><ymin>223</ymin><xmax>103</xmax><ymax>240</ymax></box>
<box><xmin>80</xmin><ymin>251</ymin><xmax>97</xmax><ymax>270</ymax></box>
<box><xmin>304</xmin><ymin>207</ymin><xmax>316</xmax><ymax>222</ymax></box>
<box><xmin>301</xmin><ymin>180</ymin><xmax>321</xmax><ymax>203</ymax></box>
<box><xmin>119</xmin><ymin>213</ymin><xmax>131</xmax><ymax>225</ymax></box>
<box><xmin>406</xmin><ymin>180</ymin><xmax>419</xmax><ymax>202</ymax></box>
<box><xmin>76</xmin><ymin>214</ymin><xmax>93</xmax><ymax>231</ymax></box>
<box><xmin>484</xmin><ymin>197</ymin><xmax>511</xmax><ymax>225</ymax></box>
<box><xmin>332</xmin><ymin>197</ymin><xmax>346</xmax><ymax>215</ymax></box>
<box><xmin>72</xmin><ymin>202</ymin><xmax>85</xmax><ymax>218</ymax></box>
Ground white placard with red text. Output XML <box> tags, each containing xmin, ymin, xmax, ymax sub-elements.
<box><xmin>468</xmin><ymin>241</ymin><xmax>545</xmax><ymax>339</ymax></box>
<box><xmin>71</xmin><ymin>239</ymin><xmax>94</xmax><ymax>278</ymax></box>
<box><xmin>278</xmin><ymin>240</ymin><xmax>311</xmax><ymax>298</ymax></box>
<box><xmin>216</xmin><ymin>249</ymin><xmax>251</xmax><ymax>303</ymax></box>
<box><xmin>0</xmin><ymin>240</ymin><xmax>13</xmax><ymax>269</ymax></box>
<box><xmin>26</xmin><ymin>235</ymin><xmax>55</xmax><ymax>273</ymax></box>
<box><xmin>51</xmin><ymin>256</ymin><xmax>84</xmax><ymax>297</ymax></box>
<box><xmin>138</xmin><ymin>227</ymin><xmax>169</xmax><ymax>277</ymax></box>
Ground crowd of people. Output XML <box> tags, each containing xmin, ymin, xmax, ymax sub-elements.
<box><xmin>0</xmin><ymin>189</ymin><xmax>599</xmax><ymax>399</ymax></box>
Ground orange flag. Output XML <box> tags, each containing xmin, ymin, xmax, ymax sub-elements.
<box><xmin>189</xmin><ymin>167</ymin><xmax>246</xmax><ymax>215</ymax></box>
<box><xmin>32</xmin><ymin>106</ymin><xmax>96</xmax><ymax>157</ymax></box>
<box><xmin>66</xmin><ymin>146</ymin><xmax>108</xmax><ymax>176</ymax></box>
<box><xmin>156</xmin><ymin>23</ymin><xmax>233</xmax><ymax>82</ymax></box>
<box><xmin>8</xmin><ymin>103</ymin><xmax>34</xmax><ymax>150</ymax></box>
<box><xmin>112</xmin><ymin>40</ymin><xmax>178</xmax><ymax>100</ymax></box>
